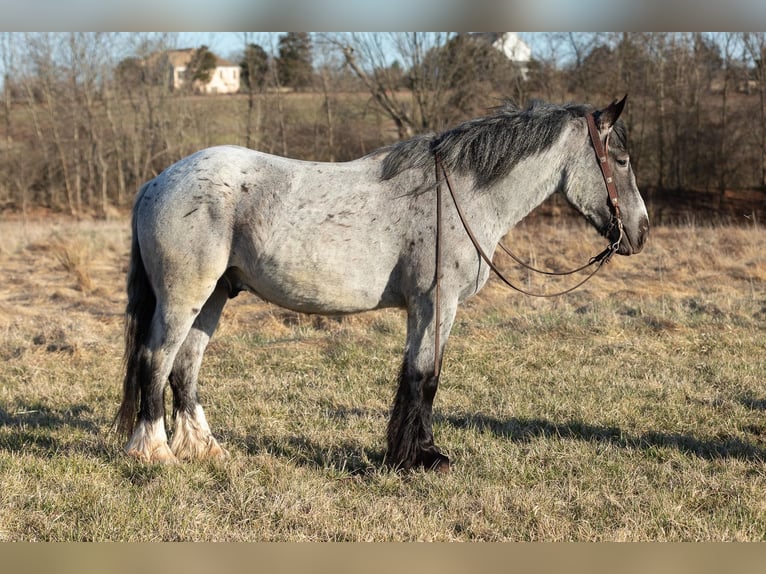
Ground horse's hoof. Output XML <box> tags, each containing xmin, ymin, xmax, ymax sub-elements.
<box><xmin>425</xmin><ymin>453</ymin><xmax>450</xmax><ymax>473</ymax></box>
<box><xmin>418</xmin><ymin>446</ymin><xmax>450</xmax><ymax>473</ymax></box>
<box><xmin>429</xmin><ymin>456</ymin><xmax>450</xmax><ymax>473</ymax></box>
<box><xmin>171</xmin><ymin>433</ymin><xmax>229</xmax><ymax>461</ymax></box>
<box><xmin>387</xmin><ymin>445</ymin><xmax>451</xmax><ymax>473</ymax></box>
<box><xmin>203</xmin><ymin>437</ymin><xmax>230</xmax><ymax>461</ymax></box>
<box><xmin>125</xmin><ymin>442</ymin><xmax>179</xmax><ymax>465</ymax></box>
<box><xmin>124</xmin><ymin>420</ymin><xmax>178</xmax><ymax>464</ymax></box>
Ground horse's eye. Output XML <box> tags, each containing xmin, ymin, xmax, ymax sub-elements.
<box><xmin>616</xmin><ymin>157</ymin><xmax>629</xmax><ymax>168</ymax></box>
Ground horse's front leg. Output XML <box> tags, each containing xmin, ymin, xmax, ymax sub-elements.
<box><xmin>387</xmin><ymin>295</ymin><xmax>457</xmax><ymax>472</ymax></box>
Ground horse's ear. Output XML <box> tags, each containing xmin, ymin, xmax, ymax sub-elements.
<box><xmin>596</xmin><ymin>95</ymin><xmax>627</xmax><ymax>130</ymax></box>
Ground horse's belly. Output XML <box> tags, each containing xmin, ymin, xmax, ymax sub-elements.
<box><xmin>230</xmin><ymin>194</ymin><xmax>405</xmax><ymax>313</ymax></box>
<box><xmin>239</xmin><ymin>258</ymin><xmax>399</xmax><ymax>314</ymax></box>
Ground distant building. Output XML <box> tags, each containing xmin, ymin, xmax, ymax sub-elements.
<box><xmin>162</xmin><ymin>48</ymin><xmax>240</xmax><ymax>94</ymax></box>
<box><xmin>468</xmin><ymin>32</ymin><xmax>532</xmax><ymax>79</ymax></box>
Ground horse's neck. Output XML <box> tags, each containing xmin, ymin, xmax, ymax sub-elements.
<box><xmin>482</xmin><ymin>150</ymin><xmax>565</xmax><ymax>240</ymax></box>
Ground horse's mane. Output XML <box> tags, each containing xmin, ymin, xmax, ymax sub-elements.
<box><xmin>378</xmin><ymin>99</ymin><xmax>626</xmax><ymax>189</ymax></box>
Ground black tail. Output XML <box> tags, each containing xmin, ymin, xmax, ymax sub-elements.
<box><xmin>115</xmin><ymin>185</ymin><xmax>156</xmax><ymax>437</ymax></box>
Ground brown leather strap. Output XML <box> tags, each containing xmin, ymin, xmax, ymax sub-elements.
<box><xmin>433</xmin><ymin>156</ymin><xmax>443</xmax><ymax>378</ymax></box>
<box><xmin>497</xmin><ymin>239</ymin><xmax>610</xmax><ymax>276</ymax></box>
<box><xmin>434</xmin><ymin>154</ymin><xmax>613</xmax><ymax>299</ymax></box>
<box><xmin>585</xmin><ymin>112</ymin><xmax>623</xmax><ymax>233</ymax></box>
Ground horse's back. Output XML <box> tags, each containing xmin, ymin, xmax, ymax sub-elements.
<box><xmin>135</xmin><ymin>145</ymin><xmax>311</xmax><ymax>247</ymax></box>
<box><xmin>133</xmin><ymin>145</ymin><xmax>409</xmax><ymax>314</ymax></box>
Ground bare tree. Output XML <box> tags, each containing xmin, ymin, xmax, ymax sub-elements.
<box><xmin>327</xmin><ymin>32</ymin><xmax>460</xmax><ymax>139</ymax></box>
<box><xmin>313</xmin><ymin>38</ymin><xmax>340</xmax><ymax>161</ymax></box>
<box><xmin>328</xmin><ymin>32</ymin><xmax>415</xmax><ymax>140</ymax></box>
<box><xmin>24</xmin><ymin>33</ymin><xmax>78</xmax><ymax>212</ymax></box>
<box><xmin>119</xmin><ymin>33</ymin><xmax>180</xmax><ymax>184</ymax></box>
<box><xmin>240</xmin><ymin>33</ymin><xmax>270</xmax><ymax>149</ymax></box>
<box><xmin>68</xmin><ymin>32</ymin><xmax>122</xmax><ymax>216</ymax></box>
<box><xmin>0</xmin><ymin>33</ymin><xmax>13</xmax><ymax>208</ymax></box>
<box><xmin>742</xmin><ymin>32</ymin><xmax>766</xmax><ymax>190</ymax></box>
<box><xmin>267</xmin><ymin>35</ymin><xmax>289</xmax><ymax>157</ymax></box>
<box><xmin>561</xmin><ymin>32</ymin><xmax>606</xmax><ymax>93</ymax></box>
<box><xmin>645</xmin><ymin>33</ymin><xmax>669</xmax><ymax>190</ymax></box>
<box><xmin>715</xmin><ymin>33</ymin><xmax>741</xmax><ymax>193</ymax></box>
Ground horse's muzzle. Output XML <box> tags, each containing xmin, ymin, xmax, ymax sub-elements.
<box><xmin>617</xmin><ymin>216</ymin><xmax>649</xmax><ymax>255</ymax></box>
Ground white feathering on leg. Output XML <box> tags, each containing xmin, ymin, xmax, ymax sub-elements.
<box><xmin>170</xmin><ymin>405</ymin><xmax>229</xmax><ymax>460</ymax></box>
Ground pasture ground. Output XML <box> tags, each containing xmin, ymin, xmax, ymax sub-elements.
<box><xmin>0</xmin><ymin>214</ymin><xmax>765</xmax><ymax>541</ymax></box>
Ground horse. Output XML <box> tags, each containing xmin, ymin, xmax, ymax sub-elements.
<box><xmin>115</xmin><ymin>96</ymin><xmax>649</xmax><ymax>472</ymax></box>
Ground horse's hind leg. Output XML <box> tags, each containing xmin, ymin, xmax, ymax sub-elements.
<box><xmin>123</xmin><ymin>310</ymin><xmax>197</xmax><ymax>463</ymax></box>
<box><xmin>169</xmin><ymin>282</ymin><xmax>230</xmax><ymax>461</ymax></box>
<box><xmin>124</xmin><ymin>288</ymin><xmax>220</xmax><ymax>463</ymax></box>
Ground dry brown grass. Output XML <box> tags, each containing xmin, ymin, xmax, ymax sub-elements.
<box><xmin>0</xmin><ymin>213</ymin><xmax>765</xmax><ymax>541</ymax></box>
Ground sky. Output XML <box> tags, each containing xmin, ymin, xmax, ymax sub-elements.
<box><xmin>179</xmin><ymin>32</ymin><xmax>549</xmax><ymax>64</ymax></box>
<box><xmin>0</xmin><ymin>32</ymin><xmax>757</xmax><ymax>87</ymax></box>
<box><xmin>0</xmin><ymin>0</ymin><xmax>763</xmax><ymax>81</ymax></box>
<box><xmin>0</xmin><ymin>0</ymin><xmax>763</xmax><ymax>32</ymax></box>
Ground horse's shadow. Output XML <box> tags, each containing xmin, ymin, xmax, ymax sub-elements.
<box><xmin>739</xmin><ymin>393</ymin><xmax>766</xmax><ymax>413</ymax></box>
<box><xmin>0</xmin><ymin>403</ymin><xmax>107</xmax><ymax>457</ymax></box>
<box><xmin>233</xmin><ymin>406</ymin><xmax>389</xmax><ymax>476</ymax></box>
<box><xmin>230</xmin><ymin>399</ymin><xmax>766</xmax><ymax>475</ymax></box>
<box><xmin>239</xmin><ymin>433</ymin><xmax>388</xmax><ymax>476</ymax></box>
<box><xmin>3</xmin><ymin>399</ymin><xmax>765</xmax><ymax>468</ymax></box>
<box><xmin>444</xmin><ymin>410</ymin><xmax>766</xmax><ymax>463</ymax></box>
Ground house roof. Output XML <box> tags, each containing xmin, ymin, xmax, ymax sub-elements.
<box><xmin>163</xmin><ymin>48</ymin><xmax>237</xmax><ymax>68</ymax></box>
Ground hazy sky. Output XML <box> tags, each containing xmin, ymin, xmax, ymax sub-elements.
<box><xmin>180</xmin><ymin>32</ymin><xmax>548</xmax><ymax>63</ymax></box>
<box><xmin>0</xmin><ymin>0</ymin><xmax>762</xmax><ymax>32</ymax></box>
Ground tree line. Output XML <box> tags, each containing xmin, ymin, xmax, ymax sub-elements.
<box><xmin>0</xmin><ymin>32</ymin><xmax>765</xmax><ymax>217</ymax></box>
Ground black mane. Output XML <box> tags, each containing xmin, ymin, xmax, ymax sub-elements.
<box><xmin>379</xmin><ymin>100</ymin><xmax>626</xmax><ymax>189</ymax></box>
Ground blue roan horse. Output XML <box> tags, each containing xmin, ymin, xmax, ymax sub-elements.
<box><xmin>116</xmin><ymin>97</ymin><xmax>649</xmax><ymax>471</ymax></box>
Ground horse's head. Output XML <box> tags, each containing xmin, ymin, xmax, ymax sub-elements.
<box><xmin>563</xmin><ymin>96</ymin><xmax>649</xmax><ymax>256</ymax></box>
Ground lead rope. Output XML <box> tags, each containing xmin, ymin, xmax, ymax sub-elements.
<box><xmin>434</xmin><ymin>153</ymin><xmax>616</xmax><ymax>299</ymax></box>
<box><xmin>431</xmin><ymin>111</ymin><xmax>624</xmax><ymax>376</ymax></box>
<box><xmin>433</xmin><ymin>156</ymin><xmax>443</xmax><ymax>379</ymax></box>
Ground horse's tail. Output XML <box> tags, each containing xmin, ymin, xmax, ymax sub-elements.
<box><xmin>115</xmin><ymin>184</ymin><xmax>156</xmax><ymax>438</ymax></box>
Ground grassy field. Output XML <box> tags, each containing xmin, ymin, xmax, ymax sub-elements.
<box><xmin>0</xmin><ymin>213</ymin><xmax>765</xmax><ymax>541</ymax></box>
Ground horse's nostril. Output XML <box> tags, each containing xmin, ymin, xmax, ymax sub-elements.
<box><xmin>634</xmin><ymin>219</ymin><xmax>649</xmax><ymax>252</ymax></box>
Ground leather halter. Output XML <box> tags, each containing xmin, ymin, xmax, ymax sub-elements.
<box><xmin>431</xmin><ymin>111</ymin><xmax>624</xmax><ymax>377</ymax></box>
<box><xmin>585</xmin><ymin>112</ymin><xmax>624</xmax><ymax>252</ymax></box>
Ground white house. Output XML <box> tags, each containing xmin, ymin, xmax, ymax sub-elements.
<box><xmin>164</xmin><ymin>48</ymin><xmax>240</xmax><ymax>94</ymax></box>
<box><xmin>468</xmin><ymin>32</ymin><xmax>532</xmax><ymax>79</ymax></box>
